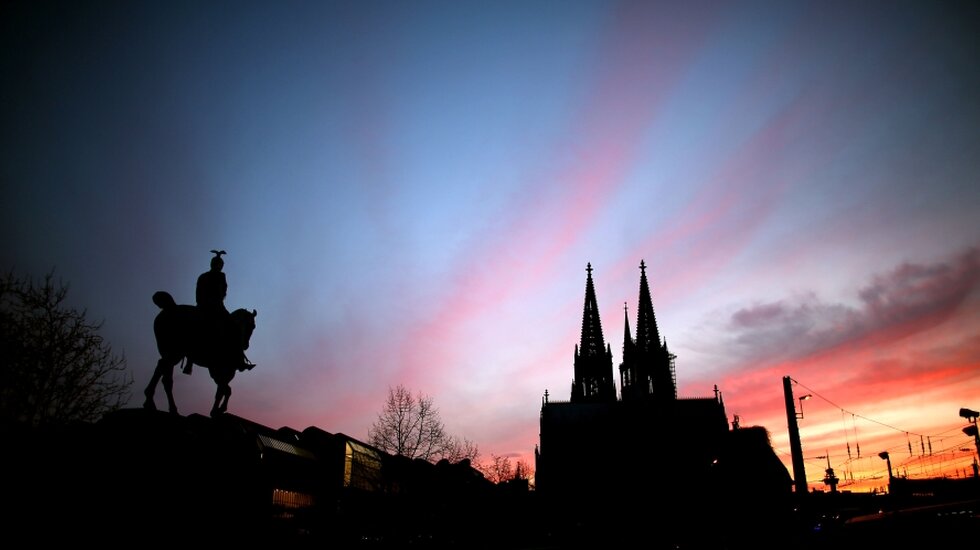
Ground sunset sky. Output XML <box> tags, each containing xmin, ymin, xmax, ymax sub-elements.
<box><xmin>2</xmin><ymin>1</ymin><xmax>979</xmax><ymax>490</ymax></box>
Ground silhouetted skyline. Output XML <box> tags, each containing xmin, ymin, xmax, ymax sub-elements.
<box><xmin>1</xmin><ymin>1</ymin><xmax>979</xmax><ymax>488</ymax></box>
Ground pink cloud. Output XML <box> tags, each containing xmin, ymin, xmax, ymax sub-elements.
<box><xmin>623</xmin><ymin>2</ymin><xmax>933</xmax><ymax>309</ymax></box>
<box><xmin>721</xmin><ymin>248</ymin><xmax>980</xmax><ymax>367</ymax></box>
<box><xmin>696</xmin><ymin>249</ymin><xmax>980</xmax><ymax>489</ymax></box>
<box><xmin>715</xmin><ymin>327</ymin><xmax>980</xmax><ymax>490</ymax></box>
<box><xmin>391</xmin><ymin>5</ymin><xmax>719</xmax><ymax>390</ymax></box>
<box><xmin>618</xmin><ymin>90</ymin><xmax>816</xmax><ymax>306</ymax></box>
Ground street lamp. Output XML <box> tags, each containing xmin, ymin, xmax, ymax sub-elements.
<box><xmin>961</xmin><ymin>408</ymin><xmax>980</xmax><ymax>478</ymax></box>
<box><xmin>796</xmin><ymin>394</ymin><xmax>812</xmax><ymax>419</ymax></box>
<box><xmin>878</xmin><ymin>451</ymin><xmax>893</xmax><ymax>480</ymax></box>
<box><xmin>960</xmin><ymin>407</ymin><xmax>980</xmax><ymax>455</ymax></box>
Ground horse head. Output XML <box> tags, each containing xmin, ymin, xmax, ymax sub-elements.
<box><xmin>231</xmin><ymin>308</ymin><xmax>257</xmax><ymax>350</ymax></box>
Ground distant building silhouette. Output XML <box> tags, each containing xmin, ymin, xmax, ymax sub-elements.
<box><xmin>6</xmin><ymin>408</ymin><xmax>515</xmax><ymax>546</ymax></box>
<box><xmin>536</xmin><ymin>261</ymin><xmax>789</xmax><ymax>547</ymax></box>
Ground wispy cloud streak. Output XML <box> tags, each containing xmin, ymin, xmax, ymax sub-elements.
<box><xmin>723</xmin><ymin>248</ymin><xmax>979</xmax><ymax>367</ymax></box>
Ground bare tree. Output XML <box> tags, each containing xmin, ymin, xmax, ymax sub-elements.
<box><xmin>442</xmin><ymin>434</ymin><xmax>480</xmax><ymax>465</ymax></box>
<box><xmin>0</xmin><ymin>270</ymin><xmax>131</xmax><ymax>426</ymax></box>
<box><xmin>369</xmin><ymin>384</ymin><xmax>446</xmax><ymax>461</ymax></box>
<box><xmin>368</xmin><ymin>384</ymin><xmax>479</xmax><ymax>463</ymax></box>
<box><xmin>480</xmin><ymin>454</ymin><xmax>514</xmax><ymax>484</ymax></box>
<box><xmin>513</xmin><ymin>458</ymin><xmax>532</xmax><ymax>481</ymax></box>
<box><xmin>514</xmin><ymin>458</ymin><xmax>535</xmax><ymax>490</ymax></box>
<box><xmin>479</xmin><ymin>454</ymin><xmax>534</xmax><ymax>484</ymax></box>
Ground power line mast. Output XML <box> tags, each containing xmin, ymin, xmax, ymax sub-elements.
<box><xmin>783</xmin><ymin>376</ymin><xmax>808</xmax><ymax>495</ymax></box>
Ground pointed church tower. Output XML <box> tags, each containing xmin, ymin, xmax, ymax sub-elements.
<box><xmin>635</xmin><ymin>260</ymin><xmax>661</xmax><ymax>356</ymax></box>
<box><xmin>622</xmin><ymin>260</ymin><xmax>677</xmax><ymax>401</ymax></box>
<box><xmin>637</xmin><ymin>260</ymin><xmax>676</xmax><ymax>401</ymax></box>
<box><xmin>571</xmin><ymin>263</ymin><xmax>616</xmax><ymax>403</ymax></box>
<box><xmin>619</xmin><ymin>302</ymin><xmax>636</xmax><ymax>398</ymax></box>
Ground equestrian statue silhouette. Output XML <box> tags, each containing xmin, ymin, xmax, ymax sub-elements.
<box><xmin>143</xmin><ymin>250</ymin><xmax>257</xmax><ymax>417</ymax></box>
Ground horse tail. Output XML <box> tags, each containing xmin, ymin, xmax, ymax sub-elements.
<box><xmin>152</xmin><ymin>291</ymin><xmax>177</xmax><ymax>310</ymax></box>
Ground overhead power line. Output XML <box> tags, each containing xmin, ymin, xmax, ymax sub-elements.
<box><xmin>790</xmin><ymin>378</ymin><xmax>953</xmax><ymax>440</ymax></box>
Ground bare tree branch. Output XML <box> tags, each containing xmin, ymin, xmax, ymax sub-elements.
<box><xmin>0</xmin><ymin>270</ymin><xmax>131</xmax><ymax>427</ymax></box>
<box><xmin>368</xmin><ymin>384</ymin><xmax>477</xmax><ymax>464</ymax></box>
<box><xmin>442</xmin><ymin>435</ymin><xmax>480</xmax><ymax>465</ymax></box>
<box><xmin>477</xmin><ymin>454</ymin><xmax>534</xmax><ymax>484</ymax></box>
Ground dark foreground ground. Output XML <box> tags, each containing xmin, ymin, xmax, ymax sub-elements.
<box><xmin>5</xmin><ymin>487</ymin><xmax>974</xmax><ymax>549</ymax></box>
<box><xmin>2</xmin><ymin>410</ymin><xmax>976</xmax><ymax>549</ymax></box>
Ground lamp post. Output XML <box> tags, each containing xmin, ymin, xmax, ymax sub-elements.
<box><xmin>960</xmin><ymin>407</ymin><xmax>980</xmax><ymax>477</ymax></box>
<box><xmin>878</xmin><ymin>451</ymin><xmax>892</xmax><ymax>480</ymax></box>
<box><xmin>961</xmin><ymin>408</ymin><xmax>980</xmax><ymax>454</ymax></box>
<box><xmin>797</xmin><ymin>394</ymin><xmax>812</xmax><ymax>419</ymax></box>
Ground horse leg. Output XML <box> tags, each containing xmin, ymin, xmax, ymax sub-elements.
<box><xmin>162</xmin><ymin>361</ymin><xmax>179</xmax><ymax>415</ymax></box>
<box><xmin>220</xmin><ymin>384</ymin><xmax>231</xmax><ymax>413</ymax></box>
<box><xmin>143</xmin><ymin>357</ymin><xmax>172</xmax><ymax>410</ymax></box>
<box><xmin>211</xmin><ymin>383</ymin><xmax>229</xmax><ymax>417</ymax></box>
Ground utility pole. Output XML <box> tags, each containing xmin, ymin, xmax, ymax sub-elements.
<box><xmin>783</xmin><ymin>376</ymin><xmax>807</xmax><ymax>495</ymax></box>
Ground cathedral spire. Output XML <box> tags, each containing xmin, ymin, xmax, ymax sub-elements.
<box><xmin>622</xmin><ymin>302</ymin><xmax>633</xmax><ymax>357</ymax></box>
<box><xmin>619</xmin><ymin>301</ymin><xmax>636</xmax><ymax>398</ymax></box>
<box><xmin>635</xmin><ymin>260</ymin><xmax>661</xmax><ymax>353</ymax></box>
<box><xmin>571</xmin><ymin>263</ymin><xmax>616</xmax><ymax>403</ymax></box>
<box><xmin>622</xmin><ymin>260</ymin><xmax>677</xmax><ymax>401</ymax></box>
<box><xmin>579</xmin><ymin>263</ymin><xmax>607</xmax><ymax>357</ymax></box>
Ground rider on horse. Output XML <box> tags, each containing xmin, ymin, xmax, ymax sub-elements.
<box><xmin>197</xmin><ymin>250</ymin><xmax>228</xmax><ymax>316</ymax></box>
<box><xmin>183</xmin><ymin>250</ymin><xmax>254</xmax><ymax>375</ymax></box>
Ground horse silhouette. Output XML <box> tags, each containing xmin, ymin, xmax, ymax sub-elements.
<box><xmin>143</xmin><ymin>291</ymin><xmax>256</xmax><ymax>417</ymax></box>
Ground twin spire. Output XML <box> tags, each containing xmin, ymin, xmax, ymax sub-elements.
<box><xmin>572</xmin><ymin>260</ymin><xmax>675</xmax><ymax>403</ymax></box>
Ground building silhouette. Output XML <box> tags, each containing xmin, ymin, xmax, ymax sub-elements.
<box><xmin>5</xmin><ymin>408</ymin><xmax>518</xmax><ymax>546</ymax></box>
<box><xmin>536</xmin><ymin>261</ymin><xmax>790</xmax><ymax>547</ymax></box>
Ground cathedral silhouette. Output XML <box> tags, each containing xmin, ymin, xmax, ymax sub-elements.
<box><xmin>535</xmin><ymin>261</ymin><xmax>791</xmax><ymax>547</ymax></box>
